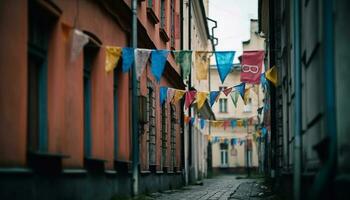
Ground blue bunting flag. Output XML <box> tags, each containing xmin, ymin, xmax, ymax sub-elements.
<box><xmin>215</xmin><ymin>51</ymin><xmax>236</xmax><ymax>83</ymax></box>
<box><xmin>122</xmin><ymin>47</ymin><xmax>134</xmax><ymax>72</ymax></box>
<box><xmin>151</xmin><ymin>50</ymin><xmax>169</xmax><ymax>82</ymax></box>
<box><xmin>160</xmin><ymin>87</ymin><xmax>168</xmax><ymax>105</ymax></box>
<box><xmin>233</xmin><ymin>83</ymin><xmax>246</xmax><ymax>99</ymax></box>
<box><xmin>209</xmin><ymin>91</ymin><xmax>221</xmax><ymax>107</ymax></box>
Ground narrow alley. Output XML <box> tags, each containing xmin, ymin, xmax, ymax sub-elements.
<box><xmin>0</xmin><ymin>0</ymin><xmax>350</xmax><ymax>200</ymax></box>
<box><xmin>139</xmin><ymin>175</ymin><xmax>274</xmax><ymax>200</ymax></box>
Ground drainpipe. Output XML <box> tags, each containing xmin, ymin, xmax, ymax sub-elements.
<box><xmin>188</xmin><ymin>0</ymin><xmax>192</xmax><ymax>183</ymax></box>
<box><xmin>293</xmin><ymin>0</ymin><xmax>302</xmax><ymax>199</ymax></box>
<box><xmin>309</xmin><ymin>0</ymin><xmax>337</xmax><ymax>199</ymax></box>
<box><xmin>131</xmin><ymin>0</ymin><xmax>139</xmax><ymax>196</ymax></box>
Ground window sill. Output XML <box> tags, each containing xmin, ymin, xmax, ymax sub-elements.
<box><xmin>114</xmin><ymin>159</ymin><xmax>132</xmax><ymax>172</ymax></box>
<box><xmin>147</xmin><ymin>7</ymin><xmax>160</xmax><ymax>24</ymax></box>
<box><xmin>62</xmin><ymin>168</ymin><xmax>88</xmax><ymax>174</ymax></box>
<box><xmin>159</xmin><ymin>28</ymin><xmax>170</xmax><ymax>42</ymax></box>
<box><xmin>84</xmin><ymin>157</ymin><xmax>107</xmax><ymax>171</ymax></box>
<box><xmin>140</xmin><ymin>170</ymin><xmax>151</xmax><ymax>174</ymax></box>
<box><xmin>28</xmin><ymin>151</ymin><xmax>70</xmax><ymax>173</ymax></box>
<box><xmin>0</xmin><ymin>167</ymin><xmax>33</xmax><ymax>174</ymax></box>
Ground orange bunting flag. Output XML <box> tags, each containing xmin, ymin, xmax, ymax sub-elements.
<box><xmin>184</xmin><ymin>116</ymin><xmax>190</xmax><ymax>124</ymax></box>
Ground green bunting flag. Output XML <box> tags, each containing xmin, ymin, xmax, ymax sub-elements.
<box><xmin>230</xmin><ymin>91</ymin><xmax>239</xmax><ymax>107</ymax></box>
<box><xmin>174</xmin><ymin>50</ymin><xmax>192</xmax><ymax>80</ymax></box>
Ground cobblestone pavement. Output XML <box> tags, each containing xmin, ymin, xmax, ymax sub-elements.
<box><xmin>146</xmin><ymin>175</ymin><xmax>254</xmax><ymax>200</ymax></box>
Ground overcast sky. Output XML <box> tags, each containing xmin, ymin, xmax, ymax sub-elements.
<box><xmin>208</xmin><ymin>0</ymin><xmax>258</xmax><ymax>63</ymax></box>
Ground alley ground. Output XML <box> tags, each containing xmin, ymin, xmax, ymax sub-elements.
<box><xmin>132</xmin><ymin>175</ymin><xmax>278</xmax><ymax>200</ymax></box>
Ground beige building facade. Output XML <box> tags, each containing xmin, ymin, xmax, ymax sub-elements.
<box><xmin>210</xmin><ymin>19</ymin><xmax>265</xmax><ymax>173</ymax></box>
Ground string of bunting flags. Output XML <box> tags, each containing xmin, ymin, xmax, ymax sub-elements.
<box><xmin>183</xmin><ymin>115</ymin><xmax>258</xmax><ymax>130</ymax></box>
<box><xmin>68</xmin><ymin>28</ymin><xmax>277</xmax><ymax>85</ymax></box>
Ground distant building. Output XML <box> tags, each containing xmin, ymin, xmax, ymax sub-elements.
<box><xmin>209</xmin><ymin>19</ymin><xmax>265</xmax><ymax>174</ymax></box>
<box><xmin>182</xmin><ymin>0</ymin><xmax>214</xmax><ymax>184</ymax></box>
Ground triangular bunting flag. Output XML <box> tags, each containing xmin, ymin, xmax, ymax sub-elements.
<box><xmin>122</xmin><ymin>47</ymin><xmax>134</xmax><ymax>72</ymax></box>
<box><xmin>209</xmin><ymin>91</ymin><xmax>221</xmax><ymax>107</ymax></box>
<box><xmin>243</xmin><ymin>89</ymin><xmax>250</xmax><ymax>105</ymax></box>
<box><xmin>167</xmin><ymin>88</ymin><xmax>175</xmax><ymax>103</ymax></box>
<box><xmin>189</xmin><ymin>117</ymin><xmax>195</xmax><ymax>126</ymax></box>
<box><xmin>105</xmin><ymin>46</ymin><xmax>122</xmax><ymax>73</ymax></box>
<box><xmin>234</xmin><ymin>83</ymin><xmax>246</xmax><ymax>99</ymax></box>
<box><xmin>200</xmin><ymin>119</ymin><xmax>206</xmax><ymax>129</ymax></box>
<box><xmin>223</xmin><ymin>120</ymin><xmax>230</xmax><ymax>130</ymax></box>
<box><xmin>223</xmin><ymin>87</ymin><xmax>233</xmax><ymax>96</ymax></box>
<box><xmin>240</xmin><ymin>50</ymin><xmax>264</xmax><ymax>84</ymax></box>
<box><xmin>185</xmin><ymin>90</ymin><xmax>197</xmax><ymax>109</ymax></box>
<box><xmin>265</xmin><ymin>66</ymin><xmax>277</xmax><ymax>86</ymax></box>
<box><xmin>160</xmin><ymin>87</ymin><xmax>168</xmax><ymax>105</ymax></box>
<box><xmin>174</xmin><ymin>50</ymin><xmax>192</xmax><ymax>80</ymax></box>
<box><xmin>196</xmin><ymin>91</ymin><xmax>209</xmax><ymax>110</ymax></box>
<box><xmin>260</xmin><ymin>73</ymin><xmax>269</xmax><ymax>91</ymax></box>
<box><xmin>212</xmin><ymin>121</ymin><xmax>224</xmax><ymax>128</ymax></box>
<box><xmin>134</xmin><ymin>49</ymin><xmax>152</xmax><ymax>79</ymax></box>
<box><xmin>236</xmin><ymin>120</ymin><xmax>243</xmax><ymax>127</ymax></box>
<box><xmin>151</xmin><ymin>50</ymin><xmax>169</xmax><ymax>82</ymax></box>
<box><xmin>230</xmin><ymin>120</ymin><xmax>237</xmax><ymax>128</ymax></box>
<box><xmin>215</xmin><ymin>51</ymin><xmax>236</xmax><ymax>83</ymax></box>
<box><xmin>195</xmin><ymin>51</ymin><xmax>210</xmax><ymax>80</ymax></box>
<box><xmin>230</xmin><ymin>91</ymin><xmax>239</xmax><ymax>108</ymax></box>
<box><xmin>184</xmin><ymin>115</ymin><xmax>190</xmax><ymax>124</ymax></box>
<box><xmin>172</xmin><ymin>90</ymin><xmax>186</xmax><ymax>104</ymax></box>
<box><xmin>70</xmin><ymin>29</ymin><xmax>89</xmax><ymax>62</ymax></box>
<box><xmin>253</xmin><ymin>84</ymin><xmax>259</xmax><ymax>95</ymax></box>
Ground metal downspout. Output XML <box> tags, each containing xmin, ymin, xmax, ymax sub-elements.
<box><xmin>131</xmin><ymin>0</ymin><xmax>139</xmax><ymax>196</ymax></box>
<box><xmin>293</xmin><ymin>0</ymin><xmax>302</xmax><ymax>199</ymax></box>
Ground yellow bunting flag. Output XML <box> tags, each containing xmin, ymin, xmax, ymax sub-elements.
<box><xmin>195</xmin><ymin>51</ymin><xmax>210</xmax><ymax>81</ymax></box>
<box><xmin>236</xmin><ymin>120</ymin><xmax>243</xmax><ymax>127</ymax></box>
<box><xmin>265</xmin><ymin>66</ymin><xmax>278</xmax><ymax>86</ymax></box>
<box><xmin>253</xmin><ymin>84</ymin><xmax>259</xmax><ymax>96</ymax></box>
<box><xmin>105</xmin><ymin>46</ymin><xmax>122</xmax><ymax>73</ymax></box>
<box><xmin>243</xmin><ymin>89</ymin><xmax>250</xmax><ymax>105</ymax></box>
<box><xmin>196</xmin><ymin>91</ymin><xmax>209</xmax><ymax>110</ymax></box>
<box><xmin>211</xmin><ymin>121</ymin><xmax>224</xmax><ymax>128</ymax></box>
<box><xmin>172</xmin><ymin>89</ymin><xmax>186</xmax><ymax>103</ymax></box>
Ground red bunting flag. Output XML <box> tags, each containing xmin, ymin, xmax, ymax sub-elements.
<box><xmin>185</xmin><ymin>90</ymin><xmax>197</xmax><ymax>109</ymax></box>
<box><xmin>223</xmin><ymin>87</ymin><xmax>233</xmax><ymax>96</ymax></box>
<box><xmin>223</xmin><ymin>120</ymin><xmax>230</xmax><ymax>130</ymax></box>
<box><xmin>240</xmin><ymin>51</ymin><xmax>265</xmax><ymax>84</ymax></box>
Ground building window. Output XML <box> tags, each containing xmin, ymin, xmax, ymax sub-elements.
<box><xmin>147</xmin><ymin>80</ymin><xmax>156</xmax><ymax>166</ymax></box>
<box><xmin>170</xmin><ymin>0</ymin><xmax>175</xmax><ymax>48</ymax></box>
<box><xmin>243</xmin><ymin>97</ymin><xmax>252</xmax><ymax>113</ymax></box>
<box><xmin>161</xmin><ymin>103</ymin><xmax>167</xmax><ymax>169</ymax></box>
<box><xmin>220</xmin><ymin>143</ymin><xmax>228</xmax><ymax>167</ymax></box>
<box><xmin>219</xmin><ymin>86</ymin><xmax>227</xmax><ymax>91</ymax></box>
<box><xmin>83</xmin><ymin>41</ymin><xmax>99</xmax><ymax>157</ymax></box>
<box><xmin>170</xmin><ymin>104</ymin><xmax>177</xmax><ymax>170</ymax></box>
<box><xmin>160</xmin><ymin>0</ymin><xmax>166</xmax><ymax>29</ymax></box>
<box><xmin>219</xmin><ymin>98</ymin><xmax>228</xmax><ymax>113</ymax></box>
<box><xmin>27</xmin><ymin>1</ymin><xmax>56</xmax><ymax>152</ymax></box>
